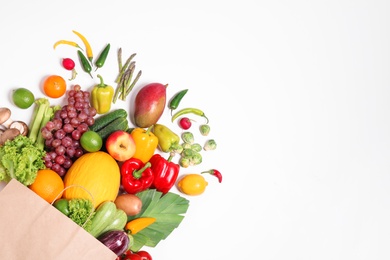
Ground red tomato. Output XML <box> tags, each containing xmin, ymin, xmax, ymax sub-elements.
<box><xmin>123</xmin><ymin>250</ymin><xmax>142</xmax><ymax>260</ymax></box>
<box><xmin>137</xmin><ymin>251</ymin><xmax>153</xmax><ymax>260</ymax></box>
<box><xmin>126</xmin><ymin>254</ymin><xmax>142</xmax><ymax>260</ymax></box>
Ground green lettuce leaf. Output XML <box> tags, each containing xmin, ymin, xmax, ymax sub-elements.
<box><xmin>128</xmin><ymin>189</ymin><xmax>190</xmax><ymax>251</ymax></box>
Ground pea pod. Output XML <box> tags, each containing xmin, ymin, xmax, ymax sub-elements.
<box><xmin>171</xmin><ymin>107</ymin><xmax>209</xmax><ymax>124</ymax></box>
<box><xmin>169</xmin><ymin>89</ymin><xmax>188</xmax><ymax>115</ymax></box>
<box><xmin>77</xmin><ymin>50</ymin><xmax>93</xmax><ymax>78</ymax></box>
<box><xmin>95</xmin><ymin>43</ymin><xmax>110</xmax><ymax>71</ymax></box>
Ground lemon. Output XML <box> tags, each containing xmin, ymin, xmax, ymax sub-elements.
<box><xmin>177</xmin><ymin>174</ymin><xmax>208</xmax><ymax>196</ymax></box>
<box><xmin>12</xmin><ymin>88</ymin><xmax>35</xmax><ymax>109</ymax></box>
<box><xmin>80</xmin><ymin>131</ymin><xmax>103</xmax><ymax>152</ymax></box>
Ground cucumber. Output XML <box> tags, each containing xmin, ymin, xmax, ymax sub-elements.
<box><xmin>96</xmin><ymin>117</ymin><xmax>129</xmax><ymax>139</ymax></box>
<box><xmin>89</xmin><ymin>201</ymin><xmax>117</xmax><ymax>237</ymax></box>
<box><xmin>90</xmin><ymin>109</ymin><xmax>128</xmax><ymax>132</ymax></box>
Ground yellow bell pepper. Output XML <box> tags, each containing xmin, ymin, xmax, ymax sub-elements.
<box><xmin>91</xmin><ymin>74</ymin><xmax>114</xmax><ymax>114</ymax></box>
<box><xmin>130</xmin><ymin>126</ymin><xmax>158</xmax><ymax>163</ymax></box>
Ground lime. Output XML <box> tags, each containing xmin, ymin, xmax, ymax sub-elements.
<box><xmin>53</xmin><ymin>198</ymin><xmax>70</xmax><ymax>216</ymax></box>
<box><xmin>12</xmin><ymin>88</ymin><xmax>35</xmax><ymax>109</ymax></box>
<box><xmin>80</xmin><ymin>131</ymin><xmax>103</xmax><ymax>152</ymax></box>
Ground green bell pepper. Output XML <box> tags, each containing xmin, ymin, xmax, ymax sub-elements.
<box><xmin>152</xmin><ymin>124</ymin><xmax>180</xmax><ymax>153</ymax></box>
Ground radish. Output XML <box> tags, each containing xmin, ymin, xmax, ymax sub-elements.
<box><xmin>179</xmin><ymin>117</ymin><xmax>192</xmax><ymax>130</ymax></box>
<box><xmin>62</xmin><ymin>58</ymin><xmax>77</xmax><ymax>80</ymax></box>
<box><xmin>62</xmin><ymin>58</ymin><xmax>75</xmax><ymax>70</ymax></box>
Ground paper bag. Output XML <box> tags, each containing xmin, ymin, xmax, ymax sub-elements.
<box><xmin>0</xmin><ymin>179</ymin><xmax>117</xmax><ymax>260</ymax></box>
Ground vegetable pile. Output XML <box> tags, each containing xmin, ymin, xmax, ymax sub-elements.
<box><xmin>1</xmin><ymin>30</ymin><xmax>222</xmax><ymax>259</ymax></box>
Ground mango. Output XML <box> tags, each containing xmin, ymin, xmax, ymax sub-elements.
<box><xmin>133</xmin><ymin>82</ymin><xmax>167</xmax><ymax>127</ymax></box>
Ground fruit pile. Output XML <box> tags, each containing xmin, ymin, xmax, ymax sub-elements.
<box><xmin>0</xmin><ymin>30</ymin><xmax>221</xmax><ymax>259</ymax></box>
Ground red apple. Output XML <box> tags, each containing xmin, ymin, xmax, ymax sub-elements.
<box><xmin>106</xmin><ymin>130</ymin><xmax>136</xmax><ymax>161</ymax></box>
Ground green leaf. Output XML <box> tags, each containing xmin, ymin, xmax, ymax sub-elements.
<box><xmin>129</xmin><ymin>189</ymin><xmax>190</xmax><ymax>251</ymax></box>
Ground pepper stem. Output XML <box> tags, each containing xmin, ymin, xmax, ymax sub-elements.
<box><xmin>167</xmin><ymin>152</ymin><xmax>175</xmax><ymax>162</ymax></box>
<box><xmin>97</xmin><ymin>74</ymin><xmax>105</xmax><ymax>87</ymax></box>
<box><xmin>146</xmin><ymin>125</ymin><xmax>154</xmax><ymax>135</ymax></box>
<box><xmin>203</xmin><ymin>115</ymin><xmax>209</xmax><ymax>124</ymax></box>
<box><xmin>133</xmin><ymin>162</ymin><xmax>152</xmax><ymax>179</ymax></box>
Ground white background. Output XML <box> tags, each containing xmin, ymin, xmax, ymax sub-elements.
<box><xmin>1</xmin><ymin>1</ymin><xmax>390</xmax><ymax>259</ymax></box>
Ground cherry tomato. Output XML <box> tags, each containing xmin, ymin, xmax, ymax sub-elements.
<box><xmin>137</xmin><ymin>251</ymin><xmax>152</xmax><ymax>260</ymax></box>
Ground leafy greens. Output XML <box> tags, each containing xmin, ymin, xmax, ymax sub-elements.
<box><xmin>129</xmin><ymin>189</ymin><xmax>190</xmax><ymax>251</ymax></box>
<box><xmin>0</xmin><ymin>135</ymin><xmax>46</xmax><ymax>186</ymax></box>
<box><xmin>68</xmin><ymin>198</ymin><xmax>95</xmax><ymax>232</ymax></box>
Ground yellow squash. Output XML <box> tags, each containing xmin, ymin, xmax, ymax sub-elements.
<box><xmin>63</xmin><ymin>151</ymin><xmax>120</xmax><ymax>208</ymax></box>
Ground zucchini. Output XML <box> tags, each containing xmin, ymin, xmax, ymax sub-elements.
<box><xmin>101</xmin><ymin>209</ymin><xmax>128</xmax><ymax>234</ymax></box>
<box><xmin>89</xmin><ymin>201</ymin><xmax>117</xmax><ymax>237</ymax></box>
<box><xmin>96</xmin><ymin>117</ymin><xmax>129</xmax><ymax>139</ymax></box>
<box><xmin>90</xmin><ymin>108</ymin><xmax>128</xmax><ymax>132</ymax></box>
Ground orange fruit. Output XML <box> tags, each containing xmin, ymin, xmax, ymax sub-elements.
<box><xmin>29</xmin><ymin>169</ymin><xmax>65</xmax><ymax>204</ymax></box>
<box><xmin>43</xmin><ymin>75</ymin><xmax>66</xmax><ymax>98</ymax></box>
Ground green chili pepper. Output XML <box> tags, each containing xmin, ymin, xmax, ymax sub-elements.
<box><xmin>77</xmin><ymin>50</ymin><xmax>92</xmax><ymax>78</ymax></box>
<box><xmin>95</xmin><ymin>43</ymin><xmax>110</xmax><ymax>71</ymax></box>
<box><xmin>171</xmin><ymin>107</ymin><xmax>209</xmax><ymax>124</ymax></box>
<box><xmin>169</xmin><ymin>89</ymin><xmax>188</xmax><ymax>115</ymax></box>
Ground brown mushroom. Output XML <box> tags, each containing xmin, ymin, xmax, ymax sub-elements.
<box><xmin>0</xmin><ymin>128</ymin><xmax>20</xmax><ymax>146</ymax></box>
<box><xmin>9</xmin><ymin>121</ymin><xmax>29</xmax><ymax>136</ymax></box>
<box><xmin>0</xmin><ymin>107</ymin><xmax>12</xmax><ymax>128</ymax></box>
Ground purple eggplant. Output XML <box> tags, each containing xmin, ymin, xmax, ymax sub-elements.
<box><xmin>98</xmin><ymin>230</ymin><xmax>129</xmax><ymax>256</ymax></box>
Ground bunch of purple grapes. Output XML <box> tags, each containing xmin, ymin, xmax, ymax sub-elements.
<box><xmin>41</xmin><ymin>85</ymin><xmax>97</xmax><ymax>176</ymax></box>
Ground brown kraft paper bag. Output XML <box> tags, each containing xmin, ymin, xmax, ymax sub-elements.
<box><xmin>0</xmin><ymin>179</ymin><xmax>117</xmax><ymax>260</ymax></box>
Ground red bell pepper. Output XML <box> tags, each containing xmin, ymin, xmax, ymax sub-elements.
<box><xmin>121</xmin><ymin>158</ymin><xmax>154</xmax><ymax>194</ymax></box>
<box><xmin>149</xmin><ymin>153</ymin><xmax>180</xmax><ymax>194</ymax></box>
